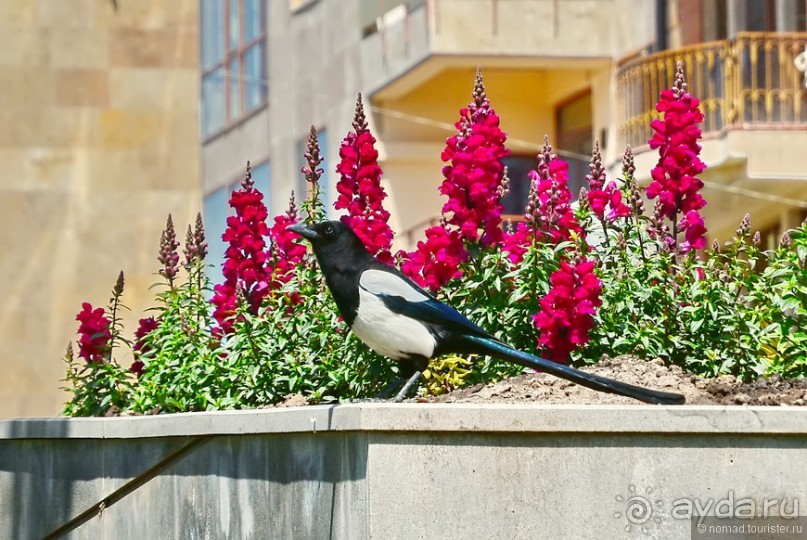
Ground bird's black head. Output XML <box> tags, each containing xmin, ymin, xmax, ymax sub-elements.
<box><xmin>287</xmin><ymin>220</ymin><xmax>373</xmax><ymax>271</ymax></box>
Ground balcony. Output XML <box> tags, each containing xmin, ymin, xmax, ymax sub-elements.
<box><xmin>618</xmin><ymin>32</ymin><xmax>807</xmax><ymax>241</ymax></box>
<box><xmin>360</xmin><ymin>0</ymin><xmax>655</xmax><ymax>98</ymax></box>
<box><xmin>618</xmin><ymin>32</ymin><xmax>807</xmax><ymax>150</ymax></box>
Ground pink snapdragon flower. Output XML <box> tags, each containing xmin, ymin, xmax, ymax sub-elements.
<box><xmin>401</xmin><ymin>69</ymin><xmax>509</xmax><ymax>290</ymax></box>
<box><xmin>533</xmin><ymin>257</ymin><xmax>602</xmax><ymax>363</ymax></box>
<box><xmin>439</xmin><ymin>70</ymin><xmax>510</xmax><ymax>246</ymax></box>
<box><xmin>75</xmin><ymin>303</ymin><xmax>112</xmax><ymax>364</ymax></box>
<box><xmin>130</xmin><ymin>316</ymin><xmax>158</xmax><ymax>376</ymax></box>
<box><xmin>400</xmin><ymin>224</ymin><xmax>468</xmax><ymax>292</ymax></box>
<box><xmin>268</xmin><ymin>193</ymin><xmax>307</xmax><ymax>288</ymax></box>
<box><xmin>585</xmin><ymin>141</ymin><xmax>630</xmax><ymax>222</ymax></box>
<box><xmin>211</xmin><ymin>163</ymin><xmax>271</xmax><ymax>334</ymax></box>
<box><xmin>502</xmin><ymin>138</ymin><xmax>583</xmax><ymax>264</ymax></box>
<box><xmin>647</xmin><ymin>62</ymin><xmax>708</xmax><ymax>252</ymax></box>
<box><xmin>335</xmin><ymin>95</ymin><xmax>394</xmax><ymax>263</ymax></box>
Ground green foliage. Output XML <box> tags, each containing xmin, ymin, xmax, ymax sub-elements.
<box><xmin>581</xmin><ymin>201</ymin><xmax>807</xmax><ymax>381</ymax></box>
<box><xmin>441</xmin><ymin>240</ymin><xmax>561</xmax><ymax>384</ymax></box>
<box><xmin>61</xmin><ymin>211</ymin><xmax>807</xmax><ymax>416</ymax></box>
<box><xmin>62</xmin><ymin>355</ymin><xmax>132</xmax><ymax>417</ymax></box>
<box><xmin>129</xmin><ymin>262</ymin><xmax>225</xmax><ymax>412</ymax></box>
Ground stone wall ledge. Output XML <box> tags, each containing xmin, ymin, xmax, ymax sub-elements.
<box><xmin>3</xmin><ymin>404</ymin><xmax>805</xmax><ymax>439</ymax></box>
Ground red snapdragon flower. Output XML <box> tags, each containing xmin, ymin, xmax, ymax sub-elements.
<box><xmin>533</xmin><ymin>257</ymin><xmax>602</xmax><ymax>363</ymax></box>
<box><xmin>335</xmin><ymin>95</ymin><xmax>394</xmax><ymax>263</ymax></box>
<box><xmin>75</xmin><ymin>302</ymin><xmax>112</xmax><ymax>364</ymax></box>
<box><xmin>401</xmin><ymin>70</ymin><xmax>509</xmax><ymax>290</ymax></box>
<box><xmin>211</xmin><ymin>163</ymin><xmax>271</xmax><ymax>334</ymax></box>
<box><xmin>130</xmin><ymin>316</ymin><xmax>158</xmax><ymax>376</ymax></box>
<box><xmin>647</xmin><ymin>62</ymin><xmax>708</xmax><ymax>252</ymax></box>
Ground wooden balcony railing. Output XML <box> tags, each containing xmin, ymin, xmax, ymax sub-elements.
<box><xmin>618</xmin><ymin>32</ymin><xmax>807</xmax><ymax>149</ymax></box>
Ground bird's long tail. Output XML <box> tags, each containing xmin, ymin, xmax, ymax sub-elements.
<box><xmin>462</xmin><ymin>335</ymin><xmax>685</xmax><ymax>405</ymax></box>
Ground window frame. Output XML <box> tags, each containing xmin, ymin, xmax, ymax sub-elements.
<box><xmin>201</xmin><ymin>0</ymin><xmax>268</xmax><ymax>141</ymax></box>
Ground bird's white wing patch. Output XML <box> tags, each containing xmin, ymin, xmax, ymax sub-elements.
<box><xmin>353</xmin><ymin>288</ymin><xmax>436</xmax><ymax>360</ymax></box>
<box><xmin>359</xmin><ymin>269</ymin><xmax>429</xmax><ymax>302</ymax></box>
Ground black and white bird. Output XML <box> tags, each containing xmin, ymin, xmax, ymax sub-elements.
<box><xmin>288</xmin><ymin>220</ymin><xmax>685</xmax><ymax>405</ymax></box>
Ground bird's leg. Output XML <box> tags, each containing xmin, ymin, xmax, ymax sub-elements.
<box><xmin>390</xmin><ymin>370</ymin><xmax>422</xmax><ymax>403</ymax></box>
<box><xmin>375</xmin><ymin>377</ymin><xmax>404</xmax><ymax>399</ymax></box>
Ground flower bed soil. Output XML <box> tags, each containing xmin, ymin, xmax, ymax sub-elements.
<box><xmin>411</xmin><ymin>356</ymin><xmax>807</xmax><ymax>406</ymax></box>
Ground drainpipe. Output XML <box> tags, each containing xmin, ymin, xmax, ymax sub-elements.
<box><xmin>656</xmin><ymin>0</ymin><xmax>668</xmax><ymax>52</ymax></box>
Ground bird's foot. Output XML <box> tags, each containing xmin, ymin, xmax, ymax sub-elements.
<box><xmin>389</xmin><ymin>371</ymin><xmax>422</xmax><ymax>402</ymax></box>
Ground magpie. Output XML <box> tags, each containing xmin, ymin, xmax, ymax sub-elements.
<box><xmin>287</xmin><ymin>220</ymin><xmax>685</xmax><ymax>405</ymax></box>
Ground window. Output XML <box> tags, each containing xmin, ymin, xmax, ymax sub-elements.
<box><xmin>296</xmin><ymin>129</ymin><xmax>329</xmax><ymax>215</ymax></box>
<box><xmin>203</xmin><ymin>161</ymin><xmax>271</xmax><ymax>280</ymax></box>
<box><xmin>201</xmin><ymin>0</ymin><xmax>268</xmax><ymax>139</ymax></box>
<box><xmin>556</xmin><ymin>91</ymin><xmax>593</xmax><ymax>199</ymax></box>
<box><xmin>500</xmin><ymin>156</ymin><xmax>536</xmax><ymax>217</ymax></box>
<box><xmin>203</xmin><ymin>186</ymin><xmax>229</xmax><ymax>279</ymax></box>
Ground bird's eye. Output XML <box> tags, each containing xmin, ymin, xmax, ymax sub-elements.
<box><xmin>324</xmin><ymin>224</ymin><xmax>335</xmax><ymax>237</ymax></box>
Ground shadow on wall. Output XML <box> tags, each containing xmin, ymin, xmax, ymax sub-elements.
<box><xmin>0</xmin><ymin>408</ymin><xmax>370</xmax><ymax>538</ymax></box>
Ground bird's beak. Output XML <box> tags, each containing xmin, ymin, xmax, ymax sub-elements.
<box><xmin>287</xmin><ymin>222</ymin><xmax>320</xmax><ymax>240</ymax></box>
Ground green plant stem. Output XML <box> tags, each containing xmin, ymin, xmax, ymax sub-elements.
<box><xmin>600</xmin><ymin>219</ymin><xmax>610</xmax><ymax>248</ymax></box>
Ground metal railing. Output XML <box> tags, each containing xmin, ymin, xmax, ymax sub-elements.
<box><xmin>618</xmin><ymin>32</ymin><xmax>807</xmax><ymax>149</ymax></box>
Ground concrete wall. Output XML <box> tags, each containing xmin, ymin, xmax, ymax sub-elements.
<box><xmin>2</xmin><ymin>404</ymin><xmax>806</xmax><ymax>539</ymax></box>
<box><xmin>0</xmin><ymin>0</ymin><xmax>201</xmax><ymax>418</ymax></box>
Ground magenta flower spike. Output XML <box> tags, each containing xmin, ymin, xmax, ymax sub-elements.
<box><xmin>533</xmin><ymin>256</ymin><xmax>602</xmax><ymax>363</ymax></box>
<box><xmin>211</xmin><ymin>162</ymin><xmax>271</xmax><ymax>334</ymax></box>
<box><xmin>646</xmin><ymin>62</ymin><xmax>708</xmax><ymax>252</ymax></box>
<box><xmin>401</xmin><ymin>68</ymin><xmax>509</xmax><ymax>290</ymax></box>
<box><xmin>335</xmin><ymin>94</ymin><xmax>394</xmax><ymax>263</ymax></box>
<box><xmin>75</xmin><ymin>303</ymin><xmax>112</xmax><ymax>364</ymax></box>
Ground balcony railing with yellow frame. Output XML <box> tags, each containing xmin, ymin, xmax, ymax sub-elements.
<box><xmin>618</xmin><ymin>32</ymin><xmax>807</xmax><ymax>150</ymax></box>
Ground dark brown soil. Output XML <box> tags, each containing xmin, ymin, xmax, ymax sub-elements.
<box><xmin>412</xmin><ymin>355</ymin><xmax>807</xmax><ymax>406</ymax></box>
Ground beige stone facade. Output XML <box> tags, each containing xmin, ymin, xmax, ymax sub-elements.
<box><xmin>0</xmin><ymin>0</ymin><xmax>200</xmax><ymax>417</ymax></box>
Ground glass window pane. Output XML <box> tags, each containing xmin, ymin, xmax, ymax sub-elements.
<box><xmin>228</xmin><ymin>57</ymin><xmax>240</xmax><ymax>120</ymax></box>
<box><xmin>203</xmin><ymin>187</ymin><xmax>229</xmax><ymax>283</ymax></box>
<box><xmin>201</xmin><ymin>0</ymin><xmax>225</xmax><ymax>70</ymax></box>
<box><xmin>202</xmin><ymin>67</ymin><xmax>226</xmax><ymax>136</ymax></box>
<box><xmin>244</xmin><ymin>0</ymin><xmax>263</xmax><ymax>41</ymax></box>
<box><xmin>244</xmin><ymin>42</ymin><xmax>267</xmax><ymax>111</ymax></box>
<box><xmin>500</xmin><ymin>156</ymin><xmax>534</xmax><ymax>216</ymax></box>
<box><xmin>228</xmin><ymin>0</ymin><xmax>240</xmax><ymax>50</ymax></box>
<box><xmin>251</xmin><ymin>162</ymin><xmax>271</xmax><ymax>209</ymax></box>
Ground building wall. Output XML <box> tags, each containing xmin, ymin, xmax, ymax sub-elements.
<box><xmin>201</xmin><ymin>0</ymin><xmax>650</xmax><ymax>250</ymax></box>
<box><xmin>0</xmin><ymin>0</ymin><xmax>201</xmax><ymax>417</ymax></box>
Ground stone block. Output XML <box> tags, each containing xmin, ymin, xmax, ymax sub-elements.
<box><xmin>48</xmin><ymin>29</ymin><xmax>109</xmax><ymax>69</ymax></box>
<box><xmin>98</xmin><ymin>109</ymin><xmax>160</xmax><ymax>149</ymax></box>
<box><xmin>0</xmin><ymin>1</ymin><xmax>36</xmax><ymax>26</ymax></box>
<box><xmin>108</xmin><ymin>68</ymin><xmax>198</xmax><ymax>112</ymax></box>
<box><xmin>0</xmin><ymin>27</ymin><xmax>50</xmax><ymax>67</ymax></box>
<box><xmin>54</xmin><ymin>69</ymin><xmax>110</xmax><ymax>107</ymax></box>
<box><xmin>37</xmin><ymin>0</ymin><xmax>97</xmax><ymax>28</ymax></box>
<box><xmin>109</xmin><ymin>28</ymin><xmax>198</xmax><ymax>68</ymax></box>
